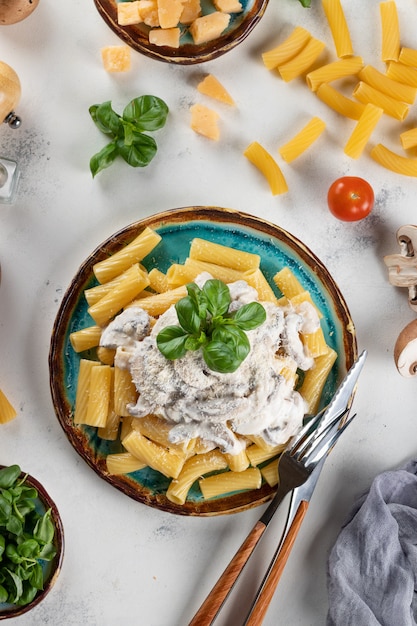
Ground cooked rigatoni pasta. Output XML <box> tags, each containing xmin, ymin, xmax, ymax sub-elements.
<box><xmin>301</xmin><ymin>326</ymin><xmax>330</xmax><ymax>358</ymax></box>
<box><xmin>370</xmin><ymin>143</ymin><xmax>417</xmax><ymax>176</ymax></box>
<box><xmin>300</xmin><ymin>348</ymin><xmax>338</xmax><ymax>414</ymax></box>
<box><xmin>322</xmin><ymin>0</ymin><xmax>354</xmax><ymax>58</ymax></box>
<box><xmin>278</xmin><ymin>37</ymin><xmax>326</xmax><ymax>82</ymax></box>
<box><xmin>246</xmin><ymin>442</ymin><xmax>287</xmax><ymax>466</ymax></box>
<box><xmin>0</xmin><ymin>388</ymin><xmax>17</xmax><ymax>424</ymax></box>
<box><xmin>400</xmin><ymin>127</ymin><xmax>417</xmax><ymax>150</ymax></box>
<box><xmin>380</xmin><ymin>0</ymin><xmax>400</xmax><ymax>63</ymax></box>
<box><xmin>398</xmin><ymin>47</ymin><xmax>417</xmax><ymax>69</ymax></box>
<box><xmin>262</xmin><ymin>26</ymin><xmax>311</xmax><ymax>70</ymax></box>
<box><xmin>106</xmin><ymin>452</ymin><xmax>147</xmax><ymax>475</ymax></box>
<box><xmin>189</xmin><ymin>237</ymin><xmax>260</xmax><ymax>271</ymax></box>
<box><xmin>84</xmin><ymin>364</ymin><xmax>112</xmax><ymax>428</ymax></box>
<box><xmin>122</xmin><ymin>429</ymin><xmax>186</xmax><ymax>479</ymax></box>
<box><xmin>386</xmin><ymin>62</ymin><xmax>417</xmax><ymax>88</ymax></box>
<box><xmin>96</xmin><ymin>346</ymin><xmax>116</xmax><ymax>365</ymax></box>
<box><xmin>70</xmin><ymin>325</ymin><xmax>102</xmax><ymax>353</ymax></box>
<box><xmin>359</xmin><ymin>65</ymin><xmax>417</xmax><ymax>104</ymax></box>
<box><xmin>244</xmin><ymin>141</ymin><xmax>288</xmax><ymax>195</ymax></box>
<box><xmin>225</xmin><ymin>449</ymin><xmax>250</xmax><ymax>472</ymax></box>
<box><xmin>113</xmin><ymin>366</ymin><xmax>137</xmax><ymax>417</ymax></box>
<box><xmin>316</xmin><ymin>83</ymin><xmax>366</xmax><ymax>120</ymax></box>
<box><xmin>148</xmin><ymin>268</ymin><xmax>168</xmax><ymax>293</ymax></box>
<box><xmin>93</xmin><ymin>226</ymin><xmax>162</xmax><ymax>283</ymax></box>
<box><xmin>260</xmin><ymin>457</ymin><xmax>279</xmax><ymax>487</ymax></box>
<box><xmin>344</xmin><ymin>103</ymin><xmax>384</xmax><ymax>159</ymax></box>
<box><xmin>273</xmin><ymin>266</ymin><xmax>304</xmax><ymax>299</ymax></box>
<box><xmin>166</xmin><ymin>450</ymin><xmax>228</xmax><ymax>504</ymax></box>
<box><xmin>199</xmin><ymin>467</ymin><xmax>262</xmax><ymax>499</ymax></box>
<box><xmin>127</xmin><ymin>285</ymin><xmax>187</xmax><ymax>316</ymax></box>
<box><xmin>278</xmin><ymin>117</ymin><xmax>326</xmax><ymax>163</ymax></box>
<box><xmin>170</xmin><ymin>257</ymin><xmax>244</xmax><ymax>287</ymax></box>
<box><xmin>306</xmin><ymin>57</ymin><xmax>363</xmax><ymax>92</ymax></box>
<box><xmin>88</xmin><ymin>264</ymin><xmax>150</xmax><ymax>326</ymax></box>
<box><xmin>353</xmin><ymin>81</ymin><xmax>409</xmax><ymax>121</ymax></box>
<box><xmin>243</xmin><ymin>268</ymin><xmax>279</xmax><ymax>303</ymax></box>
<box><xmin>73</xmin><ymin>359</ymin><xmax>97</xmax><ymax>424</ymax></box>
<box><xmin>85</xmin><ymin>264</ymin><xmax>147</xmax><ymax>306</ymax></box>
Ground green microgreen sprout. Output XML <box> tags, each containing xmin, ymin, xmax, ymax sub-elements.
<box><xmin>156</xmin><ymin>279</ymin><xmax>267</xmax><ymax>374</ymax></box>
<box><xmin>89</xmin><ymin>95</ymin><xmax>169</xmax><ymax>177</ymax></box>
<box><xmin>0</xmin><ymin>465</ymin><xmax>57</xmax><ymax>607</ymax></box>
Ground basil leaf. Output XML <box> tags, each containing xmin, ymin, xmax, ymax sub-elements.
<box><xmin>176</xmin><ymin>296</ymin><xmax>201</xmax><ymax>334</ymax></box>
<box><xmin>0</xmin><ymin>465</ymin><xmax>21</xmax><ymax>489</ymax></box>
<box><xmin>212</xmin><ymin>326</ymin><xmax>250</xmax><ymax>362</ymax></box>
<box><xmin>156</xmin><ymin>326</ymin><xmax>189</xmax><ymax>360</ymax></box>
<box><xmin>17</xmin><ymin>539</ymin><xmax>39</xmax><ymax>559</ymax></box>
<box><xmin>0</xmin><ymin>495</ymin><xmax>12</xmax><ymax>524</ymax></box>
<box><xmin>0</xmin><ymin>584</ymin><xmax>7</xmax><ymax>603</ymax></box>
<box><xmin>4</xmin><ymin>568</ymin><xmax>22</xmax><ymax>603</ymax></box>
<box><xmin>297</xmin><ymin>0</ymin><xmax>311</xmax><ymax>5</ymax></box>
<box><xmin>118</xmin><ymin>133</ymin><xmax>157</xmax><ymax>167</ymax></box>
<box><xmin>232</xmin><ymin>302</ymin><xmax>266</xmax><ymax>330</ymax></box>
<box><xmin>90</xmin><ymin>141</ymin><xmax>119</xmax><ymax>178</ymax></box>
<box><xmin>34</xmin><ymin>510</ymin><xmax>54</xmax><ymax>545</ymax></box>
<box><xmin>123</xmin><ymin>95</ymin><xmax>169</xmax><ymax>131</ymax></box>
<box><xmin>17</xmin><ymin>582</ymin><xmax>37</xmax><ymax>606</ymax></box>
<box><xmin>38</xmin><ymin>542</ymin><xmax>57</xmax><ymax>561</ymax></box>
<box><xmin>186</xmin><ymin>283</ymin><xmax>208</xmax><ymax>319</ymax></box>
<box><xmin>29</xmin><ymin>562</ymin><xmax>44</xmax><ymax>591</ymax></box>
<box><xmin>89</xmin><ymin>101</ymin><xmax>122</xmax><ymax>136</ymax></box>
<box><xmin>202</xmin><ymin>279</ymin><xmax>231</xmax><ymax>317</ymax></box>
<box><xmin>202</xmin><ymin>340</ymin><xmax>242</xmax><ymax>373</ymax></box>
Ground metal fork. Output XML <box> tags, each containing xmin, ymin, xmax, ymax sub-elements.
<box><xmin>188</xmin><ymin>351</ymin><xmax>366</xmax><ymax>626</ymax></box>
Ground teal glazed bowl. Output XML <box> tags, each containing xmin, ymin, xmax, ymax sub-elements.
<box><xmin>49</xmin><ymin>206</ymin><xmax>357</xmax><ymax>516</ymax></box>
<box><xmin>0</xmin><ymin>467</ymin><xmax>64</xmax><ymax>620</ymax></box>
<box><xmin>94</xmin><ymin>0</ymin><xmax>269</xmax><ymax>64</ymax></box>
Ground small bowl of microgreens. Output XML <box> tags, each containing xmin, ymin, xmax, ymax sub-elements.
<box><xmin>0</xmin><ymin>465</ymin><xmax>64</xmax><ymax>620</ymax></box>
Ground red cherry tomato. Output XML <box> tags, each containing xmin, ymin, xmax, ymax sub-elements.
<box><xmin>327</xmin><ymin>176</ymin><xmax>374</xmax><ymax>222</ymax></box>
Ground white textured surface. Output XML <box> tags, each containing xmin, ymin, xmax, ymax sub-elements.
<box><xmin>1</xmin><ymin>1</ymin><xmax>417</xmax><ymax>624</ymax></box>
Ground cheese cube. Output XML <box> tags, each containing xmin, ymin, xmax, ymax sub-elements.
<box><xmin>189</xmin><ymin>12</ymin><xmax>230</xmax><ymax>45</ymax></box>
<box><xmin>180</xmin><ymin>0</ymin><xmax>201</xmax><ymax>24</ymax></box>
<box><xmin>197</xmin><ymin>74</ymin><xmax>235</xmax><ymax>105</ymax></box>
<box><xmin>101</xmin><ymin>46</ymin><xmax>131</xmax><ymax>72</ymax></box>
<box><xmin>157</xmin><ymin>0</ymin><xmax>184</xmax><ymax>28</ymax></box>
<box><xmin>117</xmin><ymin>1</ymin><xmax>142</xmax><ymax>25</ymax></box>
<box><xmin>139</xmin><ymin>0</ymin><xmax>160</xmax><ymax>26</ymax></box>
<box><xmin>213</xmin><ymin>0</ymin><xmax>242</xmax><ymax>12</ymax></box>
<box><xmin>149</xmin><ymin>27</ymin><xmax>181</xmax><ymax>48</ymax></box>
<box><xmin>190</xmin><ymin>103</ymin><xmax>220</xmax><ymax>140</ymax></box>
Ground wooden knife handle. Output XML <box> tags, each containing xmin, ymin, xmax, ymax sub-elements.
<box><xmin>245</xmin><ymin>501</ymin><xmax>309</xmax><ymax>626</ymax></box>
<box><xmin>188</xmin><ymin>520</ymin><xmax>267</xmax><ymax>626</ymax></box>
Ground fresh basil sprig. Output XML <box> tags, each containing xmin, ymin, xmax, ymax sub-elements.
<box><xmin>0</xmin><ymin>465</ymin><xmax>57</xmax><ymax>607</ymax></box>
<box><xmin>297</xmin><ymin>0</ymin><xmax>311</xmax><ymax>6</ymax></box>
<box><xmin>156</xmin><ymin>279</ymin><xmax>267</xmax><ymax>374</ymax></box>
<box><xmin>89</xmin><ymin>95</ymin><xmax>169</xmax><ymax>177</ymax></box>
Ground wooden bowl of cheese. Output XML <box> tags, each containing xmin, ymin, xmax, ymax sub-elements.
<box><xmin>94</xmin><ymin>0</ymin><xmax>269</xmax><ymax>64</ymax></box>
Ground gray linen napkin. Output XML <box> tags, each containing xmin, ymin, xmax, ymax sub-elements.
<box><xmin>327</xmin><ymin>460</ymin><xmax>417</xmax><ymax>626</ymax></box>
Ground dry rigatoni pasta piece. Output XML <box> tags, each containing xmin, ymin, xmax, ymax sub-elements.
<box><xmin>84</xmin><ymin>364</ymin><xmax>112</xmax><ymax>428</ymax></box>
<box><xmin>386</xmin><ymin>62</ymin><xmax>417</xmax><ymax>88</ymax></box>
<box><xmin>278</xmin><ymin>116</ymin><xmax>326</xmax><ymax>163</ymax></box>
<box><xmin>370</xmin><ymin>144</ymin><xmax>417</xmax><ymax>176</ymax></box>
<box><xmin>300</xmin><ymin>348</ymin><xmax>337</xmax><ymax>414</ymax></box>
<box><xmin>0</xmin><ymin>388</ymin><xmax>17</xmax><ymax>424</ymax></box>
<box><xmin>260</xmin><ymin>457</ymin><xmax>279</xmax><ymax>487</ymax></box>
<box><xmin>93</xmin><ymin>227</ymin><xmax>161</xmax><ymax>283</ymax></box>
<box><xmin>353</xmin><ymin>81</ymin><xmax>409</xmax><ymax>121</ymax></box>
<box><xmin>380</xmin><ymin>0</ymin><xmax>400</xmax><ymax>62</ymax></box>
<box><xmin>246</xmin><ymin>442</ymin><xmax>286</xmax><ymax>466</ymax></box>
<box><xmin>359</xmin><ymin>65</ymin><xmax>417</xmax><ymax>104</ymax></box>
<box><xmin>344</xmin><ymin>103</ymin><xmax>384</xmax><ymax>159</ymax></box>
<box><xmin>70</xmin><ymin>325</ymin><xmax>102</xmax><ymax>353</ymax></box>
<box><xmin>114</xmin><ymin>366</ymin><xmax>137</xmax><ymax>417</ymax></box>
<box><xmin>224</xmin><ymin>448</ymin><xmax>250</xmax><ymax>472</ymax></box>
<box><xmin>73</xmin><ymin>359</ymin><xmax>97</xmax><ymax>424</ymax></box>
<box><xmin>189</xmin><ymin>237</ymin><xmax>260</xmax><ymax>271</ymax></box>
<box><xmin>316</xmin><ymin>83</ymin><xmax>366</xmax><ymax>120</ymax></box>
<box><xmin>273</xmin><ymin>267</ymin><xmax>304</xmax><ymax>299</ymax></box>
<box><xmin>88</xmin><ymin>264</ymin><xmax>150</xmax><ymax>326</ymax></box>
<box><xmin>399</xmin><ymin>47</ymin><xmax>417</xmax><ymax>69</ymax></box>
<box><xmin>278</xmin><ymin>37</ymin><xmax>326</xmax><ymax>82</ymax></box>
<box><xmin>400</xmin><ymin>128</ymin><xmax>417</xmax><ymax>150</ymax></box>
<box><xmin>106</xmin><ymin>452</ymin><xmax>147</xmax><ymax>475</ymax></box>
<box><xmin>243</xmin><ymin>141</ymin><xmax>288</xmax><ymax>195</ymax></box>
<box><xmin>199</xmin><ymin>467</ymin><xmax>262</xmax><ymax>499</ymax></box>
<box><xmin>122</xmin><ymin>429</ymin><xmax>186</xmax><ymax>479</ymax></box>
<box><xmin>127</xmin><ymin>285</ymin><xmax>187</xmax><ymax>316</ymax></box>
<box><xmin>306</xmin><ymin>57</ymin><xmax>363</xmax><ymax>92</ymax></box>
<box><xmin>166</xmin><ymin>450</ymin><xmax>228</xmax><ymax>504</ymax></box>
<box><xmin>322</xmin><ymin>0</ymin><xmax>354</xmax><ymax>58</ymax></box>
<box><xmin>262</xmin><ymin>26</ymin><xmax>311</xmax><ymax>70</ymax></box>
<box><xmin>243</xmin><ymin>268</ymin><xmax>279</xmax><ymax>303</ymax></box>
<box><xmin>148</xmin><ymin>267</ymin><xmax>168</xmax><ymax>293</ymax></box>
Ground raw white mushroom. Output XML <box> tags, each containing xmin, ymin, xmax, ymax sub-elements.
<box><xmin>394</xmin><ymin>319</ymin><xmax>417</xmax><ymax>377</ymax></box>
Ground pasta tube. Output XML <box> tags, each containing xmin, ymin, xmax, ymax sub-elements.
<box><xmin>300</xmin><ymin>348</ymin><xmax>337</xmax><ymax>414</ymax></box>
<box><xmin>386</xmin><ymin>62</ymin><xmax>417</xmax><ymax>88</ymax></box>
<box><xmin>127</xmin><ymin>285</ymin><xmax>187</xmax><ymax>316</ymax></box>
<box><xmin>322</xmin><ymin>0</ymin><xmax>354</xmax><ymax>58</ymax></box>
<box><xmin>73</xmin><ymin>359</ymin><xmax>97</xmax><ymax>424</ymax></box>
<box><xmin>106</xmin><ymin>452</ymin><xmax>147</xmax><ymax>475</ymax></box>
<box><xmin>166</xmin><ymin>450</ymin><xmax>228</xmax><ymax>504</ymax></box>
<box><xmin>70</xmin><ymin>325</ymin><xmax>102</xmax><ymax>352</ymax></box>
<box><xmin>278</xmin><ymin>117</ymin><xmax>326</xmax><ymax>163</ymax></box>
<box><xmin>243</xmin><ymin>268</ymin><xmax>279</xmax><ymax>303</ymax></box>
<box><xmin>262</xmin><ymin>26</ymin><xmax>311</xmax><ymax>70</ymax></box>
<box><xmin>189</xmin><ymin>238</ymin><xmax>260</xmax><ymax>271</ymax></box>
<box><xmin>278</xmin><ymin>37</ymin><xmax>326</xmax><ymax>82</ymax></box>
<box><xmin>399</xmin><ymin>47</ymin><xmax>417</xmax><ymax>69</ymax></box>
<box><xmin>380</xmin><ymin>1</ymin><xmax>400</xmax><ymax>62</ymax></box>
<box><xmin>199</xmin><ymin>467</ymin><xmax>262</xmax><ymax>499</ymax></box>
<box><xmin>400</xmin><ymin>128</ymin><xmax>417</xmax><ymax>151</ymax></box>
<box><xmin>273</xmin><ymin>267</ymin><xmax>304</xmax><ymax>299</ymax></box>
<box><xmin>370</xmin><ymin>144</ymin><xmax>417</xmax><ymax>177</ymax></box>
<box><xmin>353</xmin><ymin>81</ymin><xmax>409</xmax><ymax>121</ymax></box>
<box><xmin>84</xmin><ymin>365</ymin><xmax>112</xmax><ymax>428</ymax></box>
<box><xmin>122</xmin><ymin>430</ymin><xmax>186</xmax><ymax>479</ymax></box>
<box><xmin>243</xmin><ymin>141</ymin><xmax>288</xmax><ymax>195</ymax></box>
<box><xmin>358</xmin><ymin>65</ymin><xmax>417</xmax><ymax>104</ymax></box>
<box><xmin>344</xmin><ymin>103</ymin><xmax>384</xmax><ymax>159</ymax></box>
<box><xmin>316</xmin><ymin>83</ymin><xmax>366</xmax><ymax>120</ymax></box>
<box><xmin>306</xmin><ymin>57</ymin><xmax>363</xmax><ymax>92</ymax></box>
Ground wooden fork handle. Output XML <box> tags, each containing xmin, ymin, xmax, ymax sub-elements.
<box><xmin>245</xmin><ymin>500</ymin><xmax>309</xmax><ymax>626</ymax></box>
<box><xmin>188</xmin><ymin>520</ymin><xmax>267</xmax><ymax>626</ymax></box>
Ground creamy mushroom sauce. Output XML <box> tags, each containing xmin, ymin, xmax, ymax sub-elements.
<box><xmin>100</xmin><ymin>273</ymin><xmax>321</xmax><ymax>455</ymax></box>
